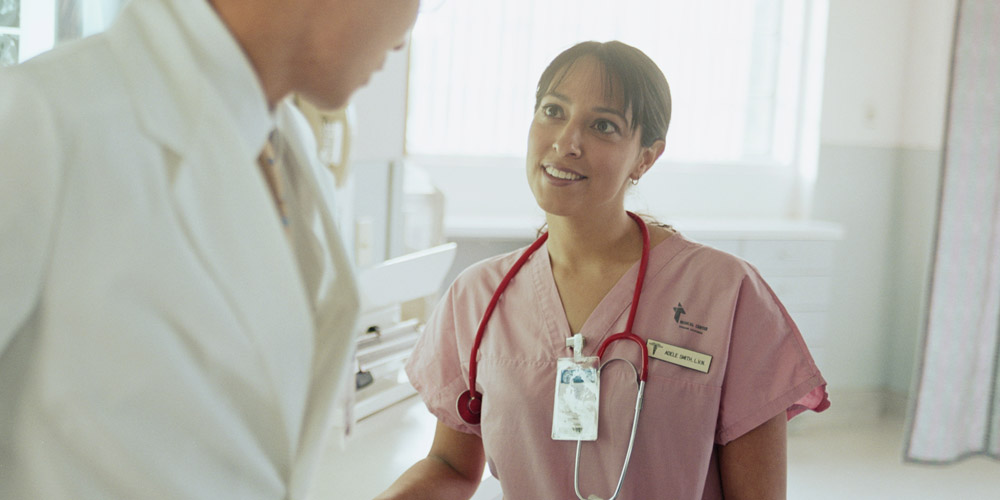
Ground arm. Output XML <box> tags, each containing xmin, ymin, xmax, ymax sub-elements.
<box><xmin>374</xmin><ymin>420</ymin><xmax>487</xmax><ymax>500</ymax></box>
<box><xmin>718</xmin><ymin>412</ymin><xmax>787</xmax><ymax>500</ymax></box>
<box><xmin>0</xmin><ymin>71</ymin><xmax>63</xmax><ymax>344</ymax></box>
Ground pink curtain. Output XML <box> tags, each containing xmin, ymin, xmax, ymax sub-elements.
<box><xmin>905</xmin><ymin>0</ymin><xmax>1000</xmax><ymax>463</ymax></box>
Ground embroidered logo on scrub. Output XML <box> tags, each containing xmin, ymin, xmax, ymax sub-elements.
<box><xmin>673</xmin><ymin>302</ymin><xmax>709</xmax><ymax>334</ymax></box>
<box><xmin>647</xmin><ymin>339</ymin><xmax>713</xmax><ymax>374</ymax></box>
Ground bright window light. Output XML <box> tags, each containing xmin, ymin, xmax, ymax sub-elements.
<box><xmin>407</xmin><ymin>0</ymin><xmax>807</xmax><ymax>167</ymax></box>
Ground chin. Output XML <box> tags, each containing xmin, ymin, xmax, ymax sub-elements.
<box><xmin>299</xmin><ymin>85</ymin><xmax>352</xmax><ymax>111</ymax></box>
<box><xmin>533</xmin><ymin>197</ymin><xmax>577</xmax><ymax>218</ymax></box>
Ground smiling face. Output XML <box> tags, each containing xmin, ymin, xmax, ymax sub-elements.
<box><xmin>526</xmin><ymin>56</ymin><xmax>661</xmax><ymax>219</ymax></box>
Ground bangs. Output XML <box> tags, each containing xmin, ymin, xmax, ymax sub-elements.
<box><xmin>537</xmin><ymin>50</ymin><xmax>641</xmax><ymax>138</ymax></box>
<box><xmin>534</xmin><ymin>41</ymin><xmax>671</xmax><ymax>147</ymax></box>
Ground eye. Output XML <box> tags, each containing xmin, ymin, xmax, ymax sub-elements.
<box><xmin>594</xmin><ymin>119</ymin><xmax>620</xmax><ymax>135</ymax></box>
<box><xmin>541</xmin><ymin>104</ymin><xmax>563</xmax><ymax>118</ymax></box>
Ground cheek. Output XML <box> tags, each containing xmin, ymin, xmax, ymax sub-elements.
<box><xmin>526</xmin><ymin>121</ymin><xmax>550</xmax><ymax>154</ymax></box>
<box><xmin>595</xmin><ymin>152</ymin><xmax>637</xmax><ymax>185</ymax></box>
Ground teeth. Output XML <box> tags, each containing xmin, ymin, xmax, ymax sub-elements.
<box><xmin>544</xmin><ymin>165</ymin><xmax>583</xmax><ymax>180</ymax></box>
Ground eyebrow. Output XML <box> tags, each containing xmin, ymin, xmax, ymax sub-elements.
<box><xmin>547</xmin><ymin>91</ymin><xmax>628</xmax><ymax>123</ymax></box>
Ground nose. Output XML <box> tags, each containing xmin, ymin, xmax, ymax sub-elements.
<box><xmin>552</xmin><ymin>123</ymin><xmax>582</xmax><ymax>158</ymax></box>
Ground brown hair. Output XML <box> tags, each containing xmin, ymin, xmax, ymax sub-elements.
<box><xmin>534</xmin><ymin>41</ymin><xmax>672</xmax><ymax>148</ymax></box>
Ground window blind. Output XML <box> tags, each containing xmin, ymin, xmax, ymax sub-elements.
<box><xmin>406</xmin><ymin>0</ymin><xmax>806</xmax><ymax>166</ymax></box>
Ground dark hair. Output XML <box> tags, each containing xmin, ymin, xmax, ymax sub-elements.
<box><xmin>534</xmin><ymin>41</ymin><xmax>672</xmax><ymax>148</ymax></box>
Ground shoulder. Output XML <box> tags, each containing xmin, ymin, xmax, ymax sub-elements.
<box><xmin>14</xmin><ymin>32</ymin><xmax>117</xmax><ymax>91</ymax></box>
<box><xmin>3</xmin><ymin>36</ymin><xmax>133</xmax><ymax>137</ymax></box>
<box><xmin>0</xmin><ymin>64</ymin><xmax>53</xmax><ymax>119</ymax></box>
<box><xmin>0</xmin><ymin>64</ymin><xmax>65</xmax><ymax>171</ymax></box>
<box><xmin>643</xmin><ymin>233</ymin><xmax>783</xmax><ymax>319</ymax></box>
<box><xmin>447</xmin><ymin>245</ymin><xmax>536</xmax><ymax>298</ymax></box>
<box><xmin>661</xmin><ymin>233</ymin><xmax>758</xmax><ymax>284</ymax></box>
<box><xmin>666</xmin><ymin>235</ymin><xmax>793</xmax><ymax>327</ymax></box>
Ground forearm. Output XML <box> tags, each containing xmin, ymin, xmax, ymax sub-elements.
<box><xmin>374</xmin><ymin>455</ymin><xmax>481</xmax><ymax>500</ymax></box>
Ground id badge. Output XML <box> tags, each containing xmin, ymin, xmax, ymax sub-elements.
<box><xmin>551</xmin><ymin>356</ymin><xmax>600</xmax><ymax>441</ymax></box>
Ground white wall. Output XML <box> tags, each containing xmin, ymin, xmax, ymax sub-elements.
<box><xmin>820</xmin><ymin>0</ymin><xmax>952</xmax><ymax>149</ymax></box>
<box><xmin>812</xmin><ymin>0</ymin><xmax>954</xmax><ymax>408</ymax></box>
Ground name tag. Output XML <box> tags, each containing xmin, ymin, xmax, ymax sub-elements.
<box><xmin>647</xmin><ymin>339</ymin><xmax>712</xmax><ymax>373</ymax></box>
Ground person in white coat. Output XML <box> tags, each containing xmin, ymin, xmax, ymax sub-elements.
<box><xmin>0</xmin><ymin>0</ymin><xmax>420</xmax><ymax>498</ymax></box>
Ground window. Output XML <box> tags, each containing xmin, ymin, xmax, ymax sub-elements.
<box><xmin>407</xmin><ymin>0</ymin><xmax>810</xmax><ymax>168</ymax></box>
<box><xmin>1</xmin><ymin>0</ymin><xmax>124</xmax><ymax>67</ymax></box>
<box><xmin>0</xmin><ymin>0</ymin><xmax>26</xmax><ymax>66</ymax></box>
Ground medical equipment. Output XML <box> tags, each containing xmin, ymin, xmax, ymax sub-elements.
<box><xmin>456</xmin><ymin>211</ymin><xmax>651</xmax><ymax>500</ymax></box>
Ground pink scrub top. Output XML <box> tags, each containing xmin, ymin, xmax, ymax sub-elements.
<box><xmin>406</xmin><ymin>233</ymin><xmax>830</xmax><ymax>499</ymax></box>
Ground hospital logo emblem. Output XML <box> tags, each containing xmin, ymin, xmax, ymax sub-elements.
<box><xmin>673</xmin><ymin>302</ymin><xmax>709</xmax><ymax>334</ymax></box>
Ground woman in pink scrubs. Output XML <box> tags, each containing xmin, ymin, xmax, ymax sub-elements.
<box><xmin>376</xmin><ymin>41</ymin><xmax>829</xmax><ymax>500</ymax></box>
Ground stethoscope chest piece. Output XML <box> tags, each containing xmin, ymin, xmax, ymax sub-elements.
<box><xmin>457</xmin><ymin>389</ymin><xmax>484</xmax><ymax>424</ymax></box>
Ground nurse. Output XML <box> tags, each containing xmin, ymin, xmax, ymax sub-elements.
<box><xmin>376</xmin><ymin>40</ymin><xmax>829</xmax><ymax>500</ymax></box>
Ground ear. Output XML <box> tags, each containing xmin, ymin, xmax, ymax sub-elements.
<box><xmin>632</xmin><ymin>139</ymin><xmax>666</xmax><ymax>181</ymax></box>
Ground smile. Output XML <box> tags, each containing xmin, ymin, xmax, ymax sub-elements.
<box><xmin>543</xmin><ymin>164</ymin><xmax>585</xmax><ymax>181</ymax></box>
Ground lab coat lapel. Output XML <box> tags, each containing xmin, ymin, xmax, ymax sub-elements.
<box><xmin>274</xmin><ymin>103</ymin><xmax>361</xmax><ymax>496</ymax></box>
<box><xmin>108</xmin><ymin>0</ymin><xmax>315</xmax><ymax>452</ymax></box>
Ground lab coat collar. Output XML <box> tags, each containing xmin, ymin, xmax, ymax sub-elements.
<box><xmin>107</xmin><ymin>0</ymin><xmax>274</xmax><ymax>160</ymax></box>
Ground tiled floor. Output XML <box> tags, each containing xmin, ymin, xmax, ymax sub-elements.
<box><xmin>313</xmin><ymin>397</ymin><xmax>1000</xmax><ymax>499</ymax></box>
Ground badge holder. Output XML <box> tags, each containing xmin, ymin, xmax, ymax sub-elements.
<box><xmin>552</xmin><ymin>334</ymin><xmax>600</xmax><ymax>441</ymax></box>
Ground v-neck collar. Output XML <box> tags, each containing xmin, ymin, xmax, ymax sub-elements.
<box><xmin>529</xmin><ymin>232</ymin><xmax>688</xmax><ymax>357</ymax></box>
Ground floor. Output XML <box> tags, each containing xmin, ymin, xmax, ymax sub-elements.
<box><xmin>311</xmin><ymin>397</ymin><xmax>1000</xmax><ymax>500</ymax></box>
<box><xmin>786</xmin><ymin>414</ymin><xmax>999</xmax><ymax>499</ymax></box>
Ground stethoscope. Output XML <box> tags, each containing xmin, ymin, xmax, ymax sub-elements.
<box><xmin>457</xmin><ymin>211</ymin><xmax>650</xmax><ymax>500</ymax></box>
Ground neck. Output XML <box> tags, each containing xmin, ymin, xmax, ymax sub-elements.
<box><xmin>545</xmin><ymin>211</ymin><xmax>643</xmax><ymax>272</ymax></box>
<box><xmin>209</xmin><ymin>0</ymin><xmax>301</xmax><ymax>109</ymax></box>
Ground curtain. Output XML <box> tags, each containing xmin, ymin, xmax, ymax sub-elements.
<box><xmin>905</xmin><ymin>0</ymin><xmax>1000</xmax><ymax>463</ymax></box>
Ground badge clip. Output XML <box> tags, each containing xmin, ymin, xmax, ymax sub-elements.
<box><xmin>566</xmin><ymin>333</ymin><xmax>586</xmax><ymax>362</ymax></box>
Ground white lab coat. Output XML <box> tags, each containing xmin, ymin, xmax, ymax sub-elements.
<box><xmin>0</xmin><ymin>0</ymin><xmax>359</xmax><ymax>498</ymax></box>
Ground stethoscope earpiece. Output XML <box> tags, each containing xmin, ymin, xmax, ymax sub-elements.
<box><xmin>457</xmin><ymin>390</ymin><xmax>483</xmax><ymax>424</ymax></box>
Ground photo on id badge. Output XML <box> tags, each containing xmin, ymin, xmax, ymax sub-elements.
<box><xmin>552</xmin><ymin>357</ymin><xmax>600</xmax><ymax>441</ymax></box>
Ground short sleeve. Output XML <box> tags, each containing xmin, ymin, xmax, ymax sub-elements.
<box><xmin>405</xmin><ymin>283</ymin><xmax>483</xmax><ymax>436</ymax></box>
<box><xmin>0</xmin><ymin>70</ymin><xmax>63</xmax><ymax>347</ymax></box>
<box><xmin>714</xmin><ymin>269</ymin><xmax>830</xmax><ymax>444</ymax></box>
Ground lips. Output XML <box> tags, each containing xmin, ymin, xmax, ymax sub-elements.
<box><xmin>542</xmin><ymin>163</ymin><xmax>586</xmax><ymax>181</ymax></box>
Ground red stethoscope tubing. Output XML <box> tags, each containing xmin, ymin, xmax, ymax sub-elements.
<box><xmin>458</xmin><ymin>211</ymin><xmax>650</xmax><ymax>425</ymax></box>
